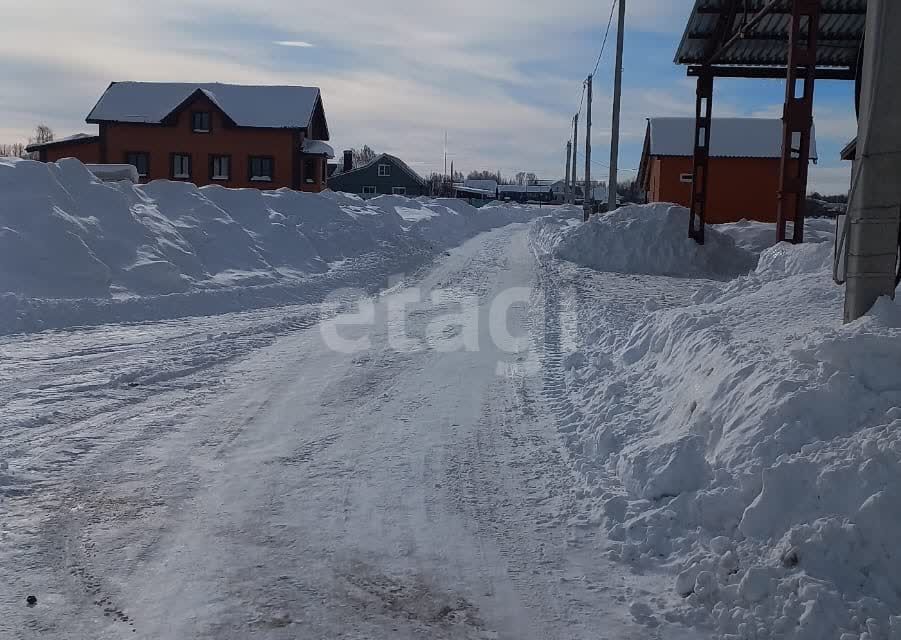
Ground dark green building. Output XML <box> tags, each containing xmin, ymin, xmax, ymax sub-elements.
<box><xmin>328</xmin><ymin>151</ymin><xmax>428</xmax><ymax>198</ymax></box>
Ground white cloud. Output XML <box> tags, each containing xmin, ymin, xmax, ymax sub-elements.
<box><xmin>0</xmin><ymin>0</ymin><xmax>823</xmax><ymax>183</ymax></box>
<box><xmin>274</xmin><ymin>41</ymin><xmax>315</xmax><ymax>48</ymax></box>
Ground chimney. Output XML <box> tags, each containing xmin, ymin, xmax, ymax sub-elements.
<box><xmin>343</xmin><ymin>150</ymin><xmax>353</xmax><ymax>173</ymax></box>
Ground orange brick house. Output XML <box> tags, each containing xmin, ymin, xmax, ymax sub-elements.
<box><xmin>26</xmin><ymin>82</ymin><xmax>334</xmax><ymax>191</ymax></box>
<box><xmin>638</xmin><ymin>117</ymin><xmax>817</xmax><ymax>224</ymax></box>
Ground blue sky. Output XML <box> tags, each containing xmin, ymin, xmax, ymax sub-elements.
<box><xmin>0</xmin><ymin>0</ymin><xmax>856</xmax><ymax>193</ymax></box>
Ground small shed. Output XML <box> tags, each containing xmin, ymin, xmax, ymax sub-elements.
<box><xmin>638</xmin><ymin>117</ymin><xmax>817</xmax><ymax>224</ymax></box>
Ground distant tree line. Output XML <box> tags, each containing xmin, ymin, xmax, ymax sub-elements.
<box><xmin>0</xmin><ymin>124</ymin><xmax>55</xmax><ymax>159</ymax></box>
<box><xmin>809</xmin><ymin>191</ymin><xmax>849</xmax><ymax>204</ymax></box>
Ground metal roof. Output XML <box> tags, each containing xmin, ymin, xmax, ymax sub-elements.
<box><xmin>86</xmin><ymin>82</ymin><xmax>323</xmax><ymax>130</ymax></box>
<box><xmin>675</xmin><ymin>0</ymin><xmax>867</xmax><ymax>69</ymax></box>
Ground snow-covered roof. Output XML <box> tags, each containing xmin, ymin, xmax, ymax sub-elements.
<box><xmin>498</xmin><ymin>184</ymin><xmax>553</xmax><ymax>194</ymax></box>
<box><xmin>647</xmin><ymin>118</ymin><xmax>818</xmax><ymax>160</ymax></box>
<box><xmin>86</xmin><ymin>82</ymin><xmax>322</xmax><ymax>129</ymax></box>
<box><xmin>464</xmin><ymin>179</ymin><xmax>499</xmax><ymax>192</ymax></box>
<box><xmin>25</xmin><ymin>132</ymin><xmax>99</xmax><ymax>151</ymax></box>
<box><xmin>455</xmin><ymin>184</ymin><xmax>497</xmax><ymax>197</ymax></box>
<box><xmin>85</xmin><ymin>164</ymin><xmax>140</xmax><ymax>183</ymax></box>
<box><xmin>330</xmin><ymin>153</ymin><xmax>426</xmax><ymax>186</ymax></box>
<box><xmin>301</xmin><ymin>139</ymin><xmax>335</xmax><ymax>158</ymax></box>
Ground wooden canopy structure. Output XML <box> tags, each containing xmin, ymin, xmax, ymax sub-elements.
<box><xmin>674</xmin><ymin>0</ymin><xmax>867</xmax><ymax>244</ymax></box>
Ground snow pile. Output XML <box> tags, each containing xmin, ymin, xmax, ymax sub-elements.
<box><xmin>543</xmin><ymin>220</ymin><xmax>901</xmax><ymax>639</ymax></box>
<box><xmin>0</xmin><ymin>158</ymin><xmax>534</xmax><ymax>334</ymax></box>
<box><xmin>534</xmin><ymin>203</ymin><xmax>757</xmax><ymax>279</ymax></box>
<box><xmin>717</xmin><ymin>217</ymin><xmax>837</xmax><ymax>254</ymax></box>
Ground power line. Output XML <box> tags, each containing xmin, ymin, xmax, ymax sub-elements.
<box><xmin>592</xmin><ymin>0</ymin><xmax>619</xmax><ymax>76</ymax></box>
<box><xmin>575</xmin><ymin>0</ymin><xmax>618</xmax><ymax>117</ymax></box>
<box><xmin>575</xmin><ymin>150</ymin><xmax>638</xmax><ymax>172</ymax></box>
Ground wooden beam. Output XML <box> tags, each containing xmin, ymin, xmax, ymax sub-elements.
<box><xmin>687</xmin><ymin>65</ymin><xmax>856</xmax><ymax>80</ymax></box>
<box><xmin>696</xmin><ymin>6</ymin><xmax>866</xmax><ymax>15</ymax></box>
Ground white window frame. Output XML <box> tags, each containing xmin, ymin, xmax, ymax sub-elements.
<box><xmin>392</xmin><ymin>186</ymin><xmax>407</xmax><ymax>195</ymax></box>
<box><xmin>378</xmin><ymin>164</ymin><xmax>391</xmax><ymax>177</ymax></box>
<box><xmin>173</xmin><ymin>154</ymin><xmax>191</xmax><ymax>179</ymax></box>
<box><xmin>362</xmin><ymin>186</ymin><xmax>377</xmax><ymax>195</ymax></box>
<box><xmin>211</xmin><ymin>156</ymin><xmax>230</xmax><ymax>181</ymax></box>
<box><xmin>679</xmin><ymin>173</ymin><xmax>694</xmax><ymax>183</ymax></box>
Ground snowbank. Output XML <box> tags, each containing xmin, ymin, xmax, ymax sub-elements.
<box><xmin>536</xmin><ymin>217</ymin><xmax>901</xmax><ymax>639</ymax></box>
<box><xmin>0</xmin><ymin>158</ymin><xmax>535</xmax><ymax>334</ymax></box>
<box><xmin>534</xmin><ymin>203</ymin><xmax>757</xmax><ymax>280</ymax></box>
<box><xmin>716</xmin><ymin>217</ymin><xmax>838</xmax><ymax>254</ymax></box>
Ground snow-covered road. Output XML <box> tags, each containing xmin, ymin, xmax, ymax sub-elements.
<box><xmin>2</xmin><ymin>223</ymin><xmax>696</xmax><ymax>639</ymax></box>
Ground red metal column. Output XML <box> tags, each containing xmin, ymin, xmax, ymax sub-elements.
<box><xmin>777</xmin><ymin>0</ymin><xmax>820</xmax><ymax>243</ymax></box>
<box><xmin>689</xmin><ymin>72</ymin><xmax>714</xmax><ymax>245</ymax></box>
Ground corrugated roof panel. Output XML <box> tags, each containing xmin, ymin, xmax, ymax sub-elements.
<box><xmin>675</xmin><ymin>0</ymin><xmax>866</xmax><ymax>68</ymax></box>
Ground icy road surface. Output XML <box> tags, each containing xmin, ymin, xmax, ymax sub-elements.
<box><xmin>1</xmin><ymin>224</ymin><xmax>699</xmax><ymax>639</ymax></box>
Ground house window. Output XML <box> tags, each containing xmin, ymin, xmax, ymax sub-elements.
<box><xmin>392</xmin><ymin>186</ymin><xmax>407</xmax><ymax>195</ymax></box>
<box><xmin>125</xmin><ymin>152</ymin><xmax>149</xmax><ymax>177</ymax></box>
<box><xmin>192</xmin><ymin>111</ymin><xmax>211</xmax><ymax>133</ymax></box>
<box><xmin>172</xmin><ymin>153</ymin><xmax>191</xmax><ymax>179</ymax></box>
<box><xmin>362</xmin><ymin>186</ymin><xmax>377</xmax><ymax>195</ymax></box>
<box><xmin>249</xmin><ymin>156</ymin><xmax>274</xmax><ymax>182</ymax></box>
<box><xmin>210</xmin><ymin>155</ymin><xmax>230</xmax><ymax>181</ymax></box>
<box><xmin>304</xmin><ymin>158</ymin><xmax>317</xmax><ymax>184</ymax></box>
<box><xmin>679</xmin><ymin>173</ymin><xmax>694</xmax><ymax>183</ymax></box>
<box><xmin>378</xmin><ymin>164</ymin><xmax>391</xmax><ymax>177</ymax></box>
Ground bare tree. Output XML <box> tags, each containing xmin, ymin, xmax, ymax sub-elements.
<box><xmin>29</xmin><ymin>124</ymin><xmax>54</xmax><ymax>146</ymax></box>
<box><xmin>466</xmin><ymin>170</ymin><xmax>502</xmax><ymax>183</ymax></box>
<box><xmin>0</xmin><ymin>142</ymin><xmax>28</xmax><ymax>158</ymax></box>
<box><xmin>525</xmin><ymin>172</ymin><xmax>538</xmax><ymax>186</ymax></box>
<box><xmin>515</xmin><ymin>171</ymin><xmax>526</xmax><ymax>186</ymax></box>
<box><xmin>351</xmin><ymin>145</ymin><xmax>377</xmax><ymax>168</ymax></box>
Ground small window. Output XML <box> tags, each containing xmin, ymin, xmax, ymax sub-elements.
<box><xmin>304</xmin><ymin>158</ymin><xmax>316</xmax><ymax>184</ymax></box>
<box><xmin>680</xmin><ymin>173</ymin><xmax>694</xmax><ymax>183</ymax></box>
<box><xmin>378</xmin><ymin>164</ymin><xmax>391</xmax><ymax>177</ymax></box>
<box><xmin>392</xmin><ymin>186</ymin><xmax>406</xmax><ymax>195</ymax></box>
<box><xmin>210</xmin><ymin>155</ymin><xmax>230</xmax><ymax>181</ymax></box>
<box><xmin>172</xmin><ymin>153</ymin><xmax>191</xmax><ymax>179</ymax></box>
<box><xmin>362</xmin><ymin>186</ymin><xmax>377</xmax><ymax>195</ymax></box>
<box><xmin>125</xmin><ymin>152</ymin><xmax>149</xmax><ymax>177</ymax></box>
<box><xmin>249</xmin><ymin>156</ymin><xmax>274</xmax><ymax>182</ymax></box>
<box><xmin>192</xmin><ymin>111</ymin><xmax>211</xmax><ymax>133</ymax></box>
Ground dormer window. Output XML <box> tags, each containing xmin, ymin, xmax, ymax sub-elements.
<box><xmin>192</xmin><ymin>111</ymin><xmax>211</xmax><ymax>133</ymax></box>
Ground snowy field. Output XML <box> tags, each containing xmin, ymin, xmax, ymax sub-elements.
<box><xmin>2</xmin><ymin>159</ymin><xmax>900</xmax><ymax>639</ymax></box>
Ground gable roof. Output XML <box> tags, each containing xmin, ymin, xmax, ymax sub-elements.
<box><xmin>86</xmin><ymin>81</ymin><xmax>324</xmax><ymax>131</ymax></box>
<box><xmin>330</xmin><ymin>153</ymin><xmax>426</xmax><ymax>186</ymax></box>
<box><xmin>646</xmin><ymin>117</ymin><xmax>817</xmax><ymax>160</ymax></box>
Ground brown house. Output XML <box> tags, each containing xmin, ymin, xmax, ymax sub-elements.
<box><xmin>638</xmin><ymin>117</ymin><xmax>817</xmax><ymax>224</ymax></box>
<box><xmin>26</xmin><ymin>82</ymin><xmax>334</xmax><ymax>191</ymax></box>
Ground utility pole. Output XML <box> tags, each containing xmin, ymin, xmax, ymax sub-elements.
<box><xmin>444</xmin><ymin>131</ymin><xmax>448</xmax><ymax>180</ymax></box>
<box><xmin>583</xmin><ymin>75</ymin><xmax>593</xmax><ymax>222</ymax></box>
<box><xmin>564</xmin><ymin>141</ymin><xmax>572</xmax><ymax>204</ymax></box>
<box><xmin>608</xmin><ymin>0</ymin><xmax>626</xmax><ymax>213</ymax></box>
<box><xmin>570</xmin><ymin>113</ymin><xmax>579</xmax><ymax>204</ymax></box>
